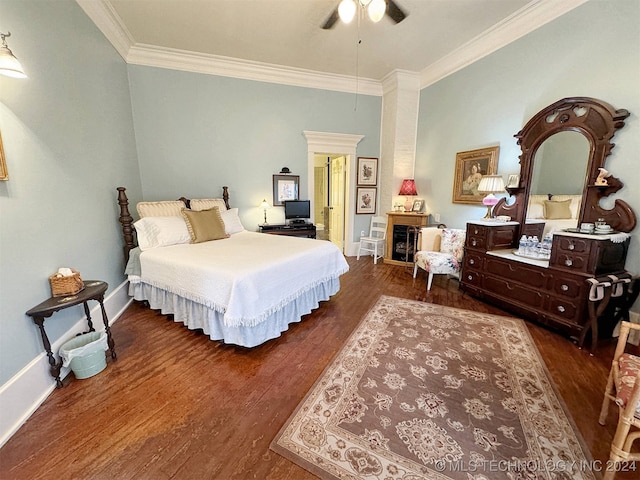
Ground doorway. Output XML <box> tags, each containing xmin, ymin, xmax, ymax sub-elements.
<box><xmin>314</xmin><ymin>154</ymin><xmax>346</xmax><ymax>249</ymax></box>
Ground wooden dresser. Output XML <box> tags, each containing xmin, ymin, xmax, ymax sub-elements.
<box><xmin>461</xmin><ymin>221</ymin><xmax>630</xmax><ymax>341</ymax></box>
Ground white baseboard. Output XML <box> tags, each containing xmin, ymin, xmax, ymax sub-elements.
<box><xmin>0</xmin><ymin>280</ymin><xmax>132</xmax><ymax>448</ymax></box>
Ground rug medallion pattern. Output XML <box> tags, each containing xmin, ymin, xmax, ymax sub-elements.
<box><xmin>271</xmin><ymin>296</ymin><xmax>597</xmax><ymax>480</ymax></box>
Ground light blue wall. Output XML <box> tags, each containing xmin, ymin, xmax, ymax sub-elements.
<box><xmin>415</xmin><ymin>0</ymin><xmax>640</xmax><ymax>310</ymax></box>
<box><xmin>127</xmin><ymin>66</ymin><xmax>381</xmax><ymax>234</ymax></box>
<box><xmin>0</xmin><ymin>0</ymin><xmax>141</xmax><ymax>384</ymax></box>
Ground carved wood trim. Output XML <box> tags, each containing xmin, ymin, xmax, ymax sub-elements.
<box><xmin>496</xmin><ymin>97</ymin><xmax>634</xmax><ymax>232</ymax></box>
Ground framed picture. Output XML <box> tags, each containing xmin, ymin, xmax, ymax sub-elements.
<box><xmin>412</xmin><ymin>199</ymin><xmax>424</xmax><ymax>212</ymax></box>
<box><xmin>272</xmin><ymin>174</ymin><xmax>299</xmax><ymax>206</ymax></box>
<box><xmin>357</xmin><ymin>157</ymin><xmax>378</xmax><ymax>186</ymax></box>
<box><xmin>507</xmin><ymin>173</ymin><xmax>520</xmax><ymax>188</ymax></box>
<box><xmin>356</xmin><ymin>187</ymin><xmax>377</xmax><ymax>214</ymax></box>
<box><xmin>0</xmin><ymin>131</ymin><xmax>7</xmax><ymax>181</ymax></box>
<box><xmin>452</xmin><ymin>146</ymin><xmax>500</xmax><ymax>204</ymax></box>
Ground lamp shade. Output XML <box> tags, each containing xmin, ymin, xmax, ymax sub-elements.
<box><xmin>398</xmin><ymin>179</ymin><xmax>418</xmax><ymax>196</ymax></box>
<box><xmin>477</xmin><ymin>175</ymin><xmax>505</xmax><ymax>194</ymax></box>
<box><xmin>0</xmin><ymin>33</ymin><xmax>27</xmax><ymax>79</ymax></box>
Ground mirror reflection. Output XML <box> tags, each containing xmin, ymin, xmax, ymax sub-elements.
<box><xmin>526</xmin><ymin>131</ymin><xmax>590</xmax><ymax>235</ymax></box>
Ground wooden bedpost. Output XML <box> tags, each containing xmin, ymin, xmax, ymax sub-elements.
<box><xmin>117</xmin><ymin>187</ymin><xmax>135</xmax><ymax>263</ymax></box>
<box><xmin>222</xmin><ymin>186</ymin><xmax>230</xmax><ymax>210</ymax></box>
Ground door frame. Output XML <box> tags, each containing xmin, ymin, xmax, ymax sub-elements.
<box><xmin>303</xmin><ymin>131</ymin><xmax>364</xmax><ymax>254</ymax></box>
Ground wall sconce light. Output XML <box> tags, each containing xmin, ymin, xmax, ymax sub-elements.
<box><xmin>477</xmin><ymin>175</ymin><xmax>505</xmax><ymax>218</ymax></box>
<box><xmin>398</xmin><ymin>179</ymin><xmax>418</xmax><ymax>212</ymax></box>
<box><xmin>0</xmin><ymin>32</ymin><xmax>27</xmax><ymax>79</ymax></box>
<box><xmin>260</xmin><ymin>199</ymin><xmax>270</xmax><ymax>224</ymax></box>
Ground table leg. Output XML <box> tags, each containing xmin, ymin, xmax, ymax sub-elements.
<box><xmin>98</xmin><ymin>298</ymin><xmax>117</xmax><ymax>360</ymax></box>
<box><xmin>83</xmin><ymin>302</ymin><xmax>95</xmax><ymax>332</ymax></box>
<box><xmin>33</xmin><ymin>317</ymin><xmax>63</xmax><ymax>388</ymax></box>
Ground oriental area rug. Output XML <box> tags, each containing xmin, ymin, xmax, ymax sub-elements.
<box><xmin>271</xmin><ymin>295</ymin><xmax>598</xmax><ymax>480</ymax></box>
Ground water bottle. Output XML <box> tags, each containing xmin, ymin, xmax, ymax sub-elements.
<box><xmin>531</xmin><ymin>236</ymin><xmax>539</xmax><ymax>257</ymax></box>
<box><xmin>541</xmin><ymin>234</ymin><xmax>553</xmax><ymax>259</ymax></box>
<box><xmin>518</xmin><ymin>235</ymin><xmax>527</xmax><ymax>255</ymax></box>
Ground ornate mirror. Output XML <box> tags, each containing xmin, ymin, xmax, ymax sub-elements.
<box><xmin>494</xmin><ymin>97</ymin><xmax>636</xmax><ymax>233</ymax></box>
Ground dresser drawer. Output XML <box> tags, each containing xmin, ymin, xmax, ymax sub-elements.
<box><xmin>486</xmin><ymin>256</ymin><xmax>547</xmax><ymax>289</ymax></box>
<box><xmin>553</xmin><ymin>253</ymin><xmax>590</xmax><ymax>273</ymax></box>
<box><xmin>464</xmin><ymin>251</ymin><xmax>484</xmax><ymax>270</ymax></box>
<box><xmin>484</xmin><ymin>275</ymin><xmax>545</xmax><ymax>308</ymax></box>
<box><xmin>550</xmin><ymin>275</ymin><xmax>584</xmax><ymax>298</ymax></box>
<box><xmin>461</xmin><ymin>269</ymin><xmax>482</xmax><ymax>287</ymax></box>
<box><xmin>553</xmin><ymin>236</ymin><xmax>591</xmax><ymax>254</ymax></box>
<box><xmin>545</xmin><ymin>296</ymin><xmax>582</xmax><ymax>324</ymax></box>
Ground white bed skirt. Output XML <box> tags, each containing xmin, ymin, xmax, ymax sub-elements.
<box><xmin>128</xmin><ymin>278</ymin><xmax>341</xmax><ymax>348</ymax></box>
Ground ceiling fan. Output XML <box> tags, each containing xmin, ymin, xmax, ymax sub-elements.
<box><xmin>322</xmin><ymin>0</ymin><xmax>408</xmax><ymax>29</ymax></box>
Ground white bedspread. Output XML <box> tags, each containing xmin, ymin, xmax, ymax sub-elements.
<box><xmin>133</xmin><ymin>231</ymin><xmax>349</xmax><ymax>328</ymax></box>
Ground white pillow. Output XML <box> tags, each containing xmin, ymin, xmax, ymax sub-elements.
<box><xmin>134</xmin><ymin>216</ymin><xmax>191</xmax><ymax>251</ymax></box>
<box><xmin>220</xmin><ymin>208</ymin><xmax>245</xmax><ymax>235</ymax></box>
<box><xmin>190</xmin><ymin>198</ymin><xmax>228</xmax><ymax>211</ymax></box>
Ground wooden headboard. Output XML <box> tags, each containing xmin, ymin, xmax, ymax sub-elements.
<box><xmin>116</xmin><ymin>186</ymin><xmax>230</xmax><ymax>263</ymax></box>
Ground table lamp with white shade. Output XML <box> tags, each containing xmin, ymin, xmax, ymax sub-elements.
<box><xmin>477</xmin><ymin>175</ymin><xmax>505</xmax><ymax>219</ymax></box>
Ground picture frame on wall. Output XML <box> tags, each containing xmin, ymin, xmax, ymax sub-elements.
<box><xmin>0</xmin><ymin>131</ymin><xmax>7</xmax><ymax>181</ymax></box>
<box><xmin>357</xmin><ymin>157</ymin><xmax>378</xmax><ymax>186</ymax></box>
<box><xmin>356</xmin><ymin>187</ymin><xmax>376</xmax><ymax>214</ymax></box>
<box><xmin>452</xmin><ymin>146</ymin><xmax>500</xmax><ymax>204</ymax></box>
<box><xmin>272</xmin><ymin>174</ymin><xmax>299</xmax><ymax>206</ymax></box>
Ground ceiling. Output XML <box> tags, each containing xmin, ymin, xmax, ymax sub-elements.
<box><xmin>78</xmin><ymin>0</ymin><xmax>586</xmax><ymax>93</ymax></box>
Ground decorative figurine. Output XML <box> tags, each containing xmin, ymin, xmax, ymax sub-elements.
<box><xmin>595</xmin><ymin>167</ymin><xmax>610</xmax><ymax>186</ymax></box>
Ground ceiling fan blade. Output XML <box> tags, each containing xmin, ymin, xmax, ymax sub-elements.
<box><xmin>386</xmin><ymin>0</ymin><xmax>407</xmax><ymax>24</ymax></box>
<box><xmin>322</xmin><ymin>7</ymin><xmax>340</xmax><ymax>29</ymax></box>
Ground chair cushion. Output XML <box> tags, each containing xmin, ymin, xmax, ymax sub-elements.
<box><xmin>440</xmin><ymin>229</ymin><xmax>466</xmax><ymax>261</ymax></box>
<box><xmin>615</xmin><ymin>353</ymin><xmax>640</xmax><ymax>417</ymax></box>
<box><xmin>414</xmin><ymin>251</ymin><xmax>461</xmax><ymax>275</ymax></box>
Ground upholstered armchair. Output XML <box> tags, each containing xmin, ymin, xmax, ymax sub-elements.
<box><xmin>413</xmin><ymin>227</ymin><xmax>466</xmax><ymax>290</ymax></box>
<box><xmin>599</xmin><ymin>320</ymin><xmax>640</xmax><ymax>480</ymax></box>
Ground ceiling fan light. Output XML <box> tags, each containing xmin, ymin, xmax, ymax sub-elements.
<box><xmin>338</xmin><ymin>0</ymin><xmax>356</xmax><ymax>24</ymax></box>
<box><xmin>367</xmin><ymin>0</ymin><xmax>386</xmax><ymax>23</ymax></box>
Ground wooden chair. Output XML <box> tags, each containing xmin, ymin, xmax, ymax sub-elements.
<box><xmin>599</xmin><ymin>320</ymin><xmax>640</xmax><ymax>479</ymax></box>
<box><xmin>357</xmin><ymin>215</ymin><xmax>387</xmax><ymax>264</ymax></box>
<box><xmin>413</xmin><ymin>227</ymin><xmax>466</xmax><ymax>290</ymax></box>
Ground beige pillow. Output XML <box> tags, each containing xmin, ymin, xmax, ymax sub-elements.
<box><xmin>181</xmin><ymin>207</ymin><xmax>228</xmax><ymax>243</ymax></box>
<box><xmin>543</xmin><ymin>199</ymin><xmax>572</xmax><ymax>219</ymax></box>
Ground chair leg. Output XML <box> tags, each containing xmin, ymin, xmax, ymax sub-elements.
<box><xmin>357</xmin><ymin>244</ymin><xmax>362</xmax><ymax>261</ymax></box>
<box><xmin>373</xmin><ymin>245</ymin><xmax>378</xmax><ymax>265</ymax></box>
<box><xmin>427</xmin><ymin>273</ymin><xmax>434</xmax><ymax>291</ymax></box>
<box><xmin>599</xmin><ymin>368</ymin><xmax>615</xmax><ymax>425</ymax></box>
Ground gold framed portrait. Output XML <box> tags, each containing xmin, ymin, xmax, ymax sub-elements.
<box><xmin>452</xmin><ymin>146</ymin><xmax>500</xmax><ymax>204</ymax></box>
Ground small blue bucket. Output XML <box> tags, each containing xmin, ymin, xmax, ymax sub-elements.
<box><xmin>59</xmin><ymin>332</ymin><xmax>108</xmax><ymax>379</ymax></box>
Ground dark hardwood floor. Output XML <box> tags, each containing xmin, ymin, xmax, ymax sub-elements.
<box><xmin>1</xmin><ymin>256</ymin><xmax>637</xmax><ymax>479</ymax></box>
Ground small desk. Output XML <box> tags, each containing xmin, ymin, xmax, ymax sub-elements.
<box><xmin>25</xmin><ymin>280</ymin><xmax>116</xmax><ymax>388</ymax></box>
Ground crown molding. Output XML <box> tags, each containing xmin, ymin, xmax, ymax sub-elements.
<box><xmin>127</xmin><ymin>44</ymin><xmax>383</xmax><ymax>96</ymax></box>
<box><xmin>78</xmin><ymin>0</ymin><xmax>586</xmax><ymax>95</ymax></box>
<box><xmin>75</xmin><ymin>0</ymin><xmax>134</xmax><ymax>59</ymax></box>
<box><xmin>420</xmin><ymin>0</ymin><xmax>588</xmax><ymax>88</ymax></box>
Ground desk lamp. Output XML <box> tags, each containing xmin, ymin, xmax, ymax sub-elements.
<box><xmin>398</xmin><ymin>179</ymin><xmax>418</xmax><ymax>212</ymax></box>
<box><xmin>477</xmin><ymin>175</ymin><xmax>505</xmax><ymax>218</ymax></box>
<box><xmin>260</xmin><ymin>199</ymin><xmax>270</xmax><ymax>224</ymax></box>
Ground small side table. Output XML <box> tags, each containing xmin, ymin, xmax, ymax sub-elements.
<box><xmin>25</xmin><ymin>280</ymin><xmax>117</xmax><ymax>388</ymax></box>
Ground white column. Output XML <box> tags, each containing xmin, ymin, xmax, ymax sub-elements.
<box><xmin>379</xmin><ymin>70</ymin><xmax>420</xmax><ymax>213</ymax></box>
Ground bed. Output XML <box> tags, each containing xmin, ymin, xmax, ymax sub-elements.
<box><xmin>526</xmin><ymin>194</ymin><xmax>582</xmax><ymax>236</ymax></box>
<box><xmin>116</xmin><ymin>187</ymin><xmax>349</xmax><ymax>347</ymax></box>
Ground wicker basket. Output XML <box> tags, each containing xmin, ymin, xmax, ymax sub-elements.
<box><xmin>49</xmin><ymin>269</ymin><xmax>85</xmax><ymax>297</ymax></box>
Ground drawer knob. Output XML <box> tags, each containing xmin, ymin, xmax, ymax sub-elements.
<box><xmin>561</xmin><ymin>284</ymin><xmax>569</xmax><ymax>291</ymax></box>
<box><xmin>568</xmin><ymin>244</ymin><xmax>575</xmax><ymax>251</ymax></box>
<box><xmin>474</xmin><ymin>229</ymin><xmax>479</xmax><ymax>234</ymax></box>
<box><xmin>467</xmin><ymin>275</ymin><xmax>473</xmax><ymax>281</ymax></box>
<box><xmin>565</xmin><ymin>259</ymin><xmax>573</xmax><ymax>267</ymax></box>
<box><xmin>469</xmin><ymin>259</ymin><xmax>475</xmax><ymax>265</ymax></box>
<box><xmin>557</xmin><ymin>305</ymin><xmax>566</xmax><ymax>313</ymax></box>
<box><xmin>472</xmin><ymin>239</ymin><xmax>477</xmax><ymax>247</ymax></box>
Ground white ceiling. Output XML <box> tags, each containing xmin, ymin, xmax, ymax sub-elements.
<box><xmin>78</xmin><ymin>0</ymin><xmax>587</xmax><ymax>93</ymax></box>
